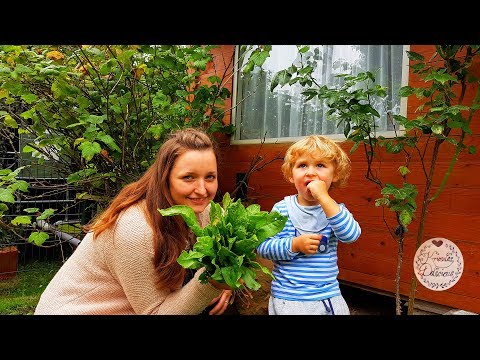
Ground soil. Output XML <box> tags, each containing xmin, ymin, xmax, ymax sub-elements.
<box><xmin>341</xmin><ymin>284</ymin><xmax>399</xmax><ymax>315</ymax></box>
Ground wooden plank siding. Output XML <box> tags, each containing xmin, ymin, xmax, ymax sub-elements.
<box><xmin>205</xmin><ymin>45</ymin><xmax>480</xmax><ymax>313</ymax></box>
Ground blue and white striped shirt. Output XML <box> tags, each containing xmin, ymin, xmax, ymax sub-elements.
<box><xmin>257</xmin><ymin>196</ymin><xmax>361</xmax><ymax>301</ymax></box>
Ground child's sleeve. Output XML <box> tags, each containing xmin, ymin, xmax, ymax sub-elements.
<box><xmin>256</xmin><ymin>203</ymin><xmax>299</xmax><ymax>260</ymax></box>
<box><xmin>327</xmin><ymin>203</ymin><xmax>361</xmax><ymax>243</ymax></box>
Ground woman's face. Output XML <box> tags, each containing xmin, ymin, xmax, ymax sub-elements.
<box><xmin>169</xmin><ymin>149</ymin><xmax>218</xmax><ymax>214</ymax></box>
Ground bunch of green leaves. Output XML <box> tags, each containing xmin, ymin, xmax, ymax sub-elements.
<box><xmin>159</xmin><ymin>192</ymin><xmax>287</xmax><ymax>291</ymax></box>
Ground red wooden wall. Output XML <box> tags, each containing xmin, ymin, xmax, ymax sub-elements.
<box><xmin>206</xmin><ymin>45</ymin><xmax>480</xmax><ymax>313</ymax></box>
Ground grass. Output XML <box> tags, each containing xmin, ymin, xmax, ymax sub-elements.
<box><xmin>0</xmin><ymin>260</ymin><xmax>62</xmax><ymax>315</ymax></box>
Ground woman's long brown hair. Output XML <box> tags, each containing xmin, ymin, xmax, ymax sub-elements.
<box><xmin>85</xmin><ymin>128</ymin><xmax>218</xmax><ymax>289</ymax></box>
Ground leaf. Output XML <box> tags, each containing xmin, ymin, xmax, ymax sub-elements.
<box><xmin>222</xmin><ymin>192</ymin><xmax>232</xmax><ymax>210</ymax></box>
<box><xmin>36</xmin><ymin>208</ymin><xmax>56</xmax><ymax>220</ymax></box>
<box><xmin>398</xmin><ymin>166</ymin><xmax>410</xmax><ymax>176</ymax></box>
<box><xmin>209</xmin><ymin>201</ymin><xmax>223</xmax><ymax>227</ymax></box>
<box><xmin>431</xmin><ymin>124</ymin><xmax>444</xmax><ymax>135</ymax></box>
<box><xmin>78</xmin><ymin>141</ymin><xmax>102</xmax><ymax>161</ymax></box>
<box><xmin>96</xmin><ymin>133</ymin><xmax>121</xmax><ymax>152</ymax></box>
<box><xmin>193</xmin><ymin>236</ymin><xmax>217</xmax><ymax>258</ymax></box>
<box><xmin>11</xmin><ymin>215</ymin><xmax>32</xmax><ymax>226</ymax></box>
<box><xmin>21</xmin><ymin>93</ymin><xmax>38</xmax><ymax>104</ymax></box>
<box><xmin>253</xmin><ymin>261</ymin><xmax>275</xmax><ymax>280</ymax></box>
<box><xmin>46</xmin><ymin>51</ymin><xmax>64</xmax><ymax>61</ymax></box>
<box><xmin>177</xmin><ymin>250</ymin><xmax>204</xmax><ymax>269</ymax></box>
<box><xmin>406</xmin><ymin>51</ymin><xmax>424</xmax><ymax>61</ymax></box>
<box><xmin>221</xmin><ymin>266</ymin><xmax>243</xmax><ymax>289</ymax></box>
<box><xmin>241</xmin><ymin>267</ymin><xmax>261</xmax><ymax>291</ymax></box>
<box><xmin>398</xmin><ymin>86</ymin><xmax>414</xmax><ymax>97</ymax></box>
<box><xmin>158</xmin><ymin>205</ymin><xmax>204</xmax><ymax>237</ymax></box>
<box><xmin>254</xmin><ymin>211</ymin><xmax>288</xmax><ymax>242</ymax></box>
<box><xmin>0</xmin><ymin>188</ymin><xmax>15</xmax><ymax>203</ymax></box>
<box><xmin>399</xmin><ymin>210</ymin><xmax>412</xmax><ymax>226</ymax></box>
<box><xmin>232</xmin><ymin>236</ymin><xmax>258</xmax><ymax>255</ymax></box>
<box><xmin>3</xmin><ymin>114</ymin><xmax>18</xmax><ymax>128</ymax></box>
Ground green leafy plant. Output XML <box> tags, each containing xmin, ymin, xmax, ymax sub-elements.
<box><xmin>0</xmin><ymin>45</ymin><xmax>235</xmax><ymax>208</ymax></box>
<box><xmin>159</xmin><ymin>192</ymin><xmax>287</xmax><ymax>295</ymax></box>
<box><xmin>0</xmin><ymin>45</ymin><xmax>243</xmax><ymax>247</ymax></box>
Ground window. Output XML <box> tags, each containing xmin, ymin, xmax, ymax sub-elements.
<box><xmin>232</xmin><ymin>45</ymin><xmax>409</xmax><ymax>144</ymax></box>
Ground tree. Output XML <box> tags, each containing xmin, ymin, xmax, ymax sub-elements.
<box><xmin>0</xmin><ymin>45</ymin><xmax>240</xmax><ymax>246</ymax></box>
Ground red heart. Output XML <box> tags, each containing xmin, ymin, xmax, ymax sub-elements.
<box><xmin>432</xmin><ymin>239</ymin><xmax>443</xmax><ymax>247</ymax></box>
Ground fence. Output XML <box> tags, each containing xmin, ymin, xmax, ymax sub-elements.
<box><xmin>1</xmin><ymin>129</ymin><xmax>95</xmax><ymax>276</ymax></box>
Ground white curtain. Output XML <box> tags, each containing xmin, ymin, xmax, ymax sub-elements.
<box><xmin>234</xmin><ymin>45</ymin><xmax>405</xmax><ymax>141</ymax></box>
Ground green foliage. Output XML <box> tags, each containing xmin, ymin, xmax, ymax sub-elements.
<box><xmin>0</xmin><ymin>45</ymin><xmax>235</xmax><ymax>209</ymax></box>
<box><xmin>0</xmin><ymin>166</ymin><xmax>52</xmax><ymax>245</ymax></box>
<box><xmin>159</xmin><ymin>192</ymin><xmax>288</xmax><ymax>291</ymax></box>
<box><xmin>241</xmin><ymin>45</ymin><xmax>272</xmax><ymax>75</ymax></box>
<box><xmin>0</xmin><ymin>45</ymin><xmax>237</xmax><ymax>245</ymax></box>
<box><xmin>270</xmin><ymin>45</ymin><xmax>480</xmax><ymax>234</ymax></box>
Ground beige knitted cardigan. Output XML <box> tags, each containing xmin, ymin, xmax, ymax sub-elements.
<box><xmin>34</xmin><ymin>201</ymin><xmax>222</xmax><ymax>315</ymax></box>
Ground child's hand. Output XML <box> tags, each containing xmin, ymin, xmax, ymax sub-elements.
<box><xmin>292</xmin><ymin>233</ymin><xmax>322</xmax><ymax>255</ymax></box>
<box><xmin>307</xmin><ymin>179</ymin><xmax>329</xmax><ymax>200</ymax></box>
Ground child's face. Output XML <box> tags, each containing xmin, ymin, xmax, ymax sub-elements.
<box><xmin>169</xmin><ymin>149</ymin><xmax>218</xmax><ymax>214</ymax></box>
<box><xmin>289</xmin><ymin>151</ymin><xmax>338</xmax><ymax>205</ymax></box>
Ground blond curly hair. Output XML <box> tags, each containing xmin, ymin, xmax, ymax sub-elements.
<box><xmin>281</xmin><ymin>135</ymin><xmax>351</xmax><ymax>189</ymax></box>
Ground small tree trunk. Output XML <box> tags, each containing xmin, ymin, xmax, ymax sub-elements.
<box><xmin>395</xmin><ymin>236</ymin><xmax>404</xmax><ymax>315</ymax></box>
<box><xmin>407</xmin><ymin>140</ymin><xmax>441</xmax><ymax>314</ymax></box>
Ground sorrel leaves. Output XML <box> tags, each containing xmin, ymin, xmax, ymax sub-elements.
<box><xmin>159</xmin><ymin>192</ymin><xmax>287</xmax><ymax>291</ymax></box>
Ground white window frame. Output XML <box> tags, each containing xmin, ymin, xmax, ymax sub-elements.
<box><xmin>231</xmin><ymin>45</ymin><xmax>410</xmax><ymax>145</ymax></box>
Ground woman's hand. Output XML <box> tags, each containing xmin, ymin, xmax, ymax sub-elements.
<box><xmin>207</xmin><ymin>289</ymin><xmax>233</xmax><ymax>315</ymax></box>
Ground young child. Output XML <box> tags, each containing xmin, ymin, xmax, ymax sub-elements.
<box><xmin>257</xmin><ymin>135</ymin><xmax>361</xmax><ymax>315</ymax></box>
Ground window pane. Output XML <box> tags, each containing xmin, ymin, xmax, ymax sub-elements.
<box><xmin>233</xmin><ymin>45</ymin><xmax>406</xmax><ymax>142</ymax></box>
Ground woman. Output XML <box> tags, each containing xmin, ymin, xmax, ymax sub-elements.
<box><xmin>34</xmin><ymin>128</ymin><xmax>232</xmax><ymax>315</ymax></box>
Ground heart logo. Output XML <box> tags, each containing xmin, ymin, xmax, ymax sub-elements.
<box><xmin>432</xmin><ymin>239</ymin><xmax>443</xmax><ymax>247</ymax></box>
